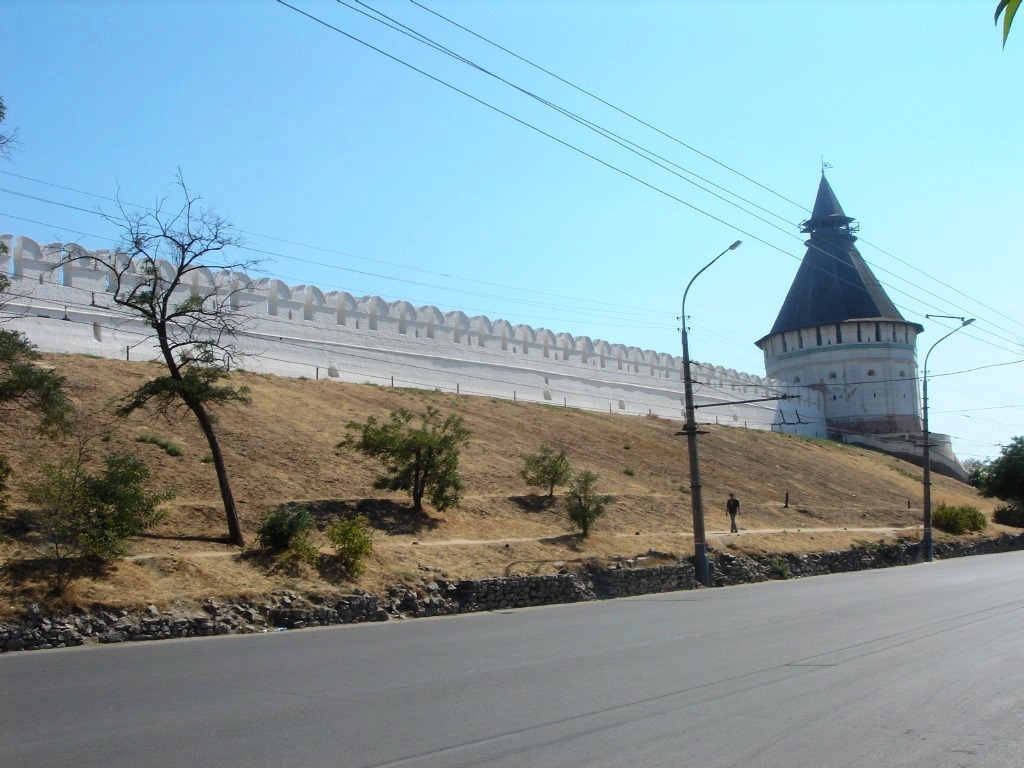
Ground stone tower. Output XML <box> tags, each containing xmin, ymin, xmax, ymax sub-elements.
<box><xmin>756</xmin><ymin>174</ymin><xmax>924</xmax><ymax>443</ymax></box>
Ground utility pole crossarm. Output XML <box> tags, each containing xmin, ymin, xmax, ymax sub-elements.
<box><xmin>694</xmin><ymin>393</ymin><xmax>795</xmax><ymax>409</ymax></box>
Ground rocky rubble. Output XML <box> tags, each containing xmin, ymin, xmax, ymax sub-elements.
<box><xmin>3</xmin><ymin>533</ymin><xmax>1023</xmax><ymax>653</ymax></box>
<box><xmin>0</xmin><ymin>591</ymin><xmax>388</xmax><ymax>652</ymax></box>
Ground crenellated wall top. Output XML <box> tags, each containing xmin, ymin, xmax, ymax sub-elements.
<box><xmin>2</xmin><ymin>235</ymin><xmax>779</xmax><ymax>388</ymax></box>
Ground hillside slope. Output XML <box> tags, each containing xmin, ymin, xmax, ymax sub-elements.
<box><xmin>0</xmin><ymin>354</ymin><xmax>998</xmax><ymax>614</ymax></box>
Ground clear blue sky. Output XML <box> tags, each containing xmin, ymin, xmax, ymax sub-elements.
<box><xmin>2</xmin><ymin>1</ymin><xmax>1022</xmax><ymax>462</ymax></box>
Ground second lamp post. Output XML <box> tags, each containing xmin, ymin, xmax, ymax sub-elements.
<box><xmin>921</xmin><ymin>315</ymin><xmax>974</xmax><ymax>562</ymax></box>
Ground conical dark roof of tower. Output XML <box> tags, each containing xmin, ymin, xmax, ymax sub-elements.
<box><xmin>802</xmin><ymin>173</ymin><xmax>854</xmax><ymax>232</ymax></box>
<box><xmin>763</xmin><ymin>175</ymin><xmax>910</xmax><ymax>339</ymax></box>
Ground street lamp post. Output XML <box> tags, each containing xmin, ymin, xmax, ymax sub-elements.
<box><xmin>681</xmin><ymin>239</ymin><xmax>741</xmax><ymax>587</ymax></box>
<box><xmin>921</xmin><ymin>315</ymin><xmax>974</xmax><ymax>562</ymax></box>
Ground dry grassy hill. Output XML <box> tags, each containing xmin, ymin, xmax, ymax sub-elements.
<box><xmin>0</xmin><ymin>353</ymin><xmax>1000</xmax><ymax>617</ymax></box>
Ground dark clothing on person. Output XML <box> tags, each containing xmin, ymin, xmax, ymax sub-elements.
<box><xmin>726</xmin><ymin>495</ymin><xmax>740</xmax><ymax>533</ymax></box>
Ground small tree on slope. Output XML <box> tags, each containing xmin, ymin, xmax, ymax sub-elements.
<box><xmin>520</xmin><ymin>445</ymin><xmax>571</xmax><ymax>498</ymax></box>
<box><xmin>339</xmin><ymin>407</ymin><xmax>469</xmax><ymax>515</ymax></box>
<box><xmin>563</xmin><ymin>470</ymin><xmax>612</xmax><ymax>537</ymax></box>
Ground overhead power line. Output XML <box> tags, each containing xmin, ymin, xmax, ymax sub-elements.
<box><xmin>399</xmin><ymin>0</ymin><xmax>1024</xmax><ymax>338</ymax></box>
<box><xmin>0</xmin><ymin>169</ymin><xmax>672</xmax><ymax>321</ymax></box>
<box><xmin>405</xmin><ymin>0</ymin><xmax>810</xmax><ymax>214</ymax></box>
<box><xmin>269</xmin><ymin>1</ymin><xmax>1024</xmax><ymax>356</ymax></box>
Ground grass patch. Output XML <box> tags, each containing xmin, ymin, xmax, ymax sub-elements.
<box><xmin>136</xmin><ymin>434</ymin><xmax>184</xmax><ymax>457</ymax></box>
<box><xmin>892</xmin><ymin>465</ymin><xmax>920</xmax><ymax>481</ymax></box>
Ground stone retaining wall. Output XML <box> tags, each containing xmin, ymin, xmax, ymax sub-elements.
<box><xmin>3</xmin><ymin>534</ymin><xmax>1023</xmax><ymax>653</ymax></box>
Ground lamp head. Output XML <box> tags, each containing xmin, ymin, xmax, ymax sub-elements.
<box><xmin>728</xmin><ymin>240</ymin><xmax>742</xmax><ymax>251</ymax></box>
<box><xmin>963</xmin><ymin>318</ymin><xmax>976</xmax><ymax>327</ymax></box>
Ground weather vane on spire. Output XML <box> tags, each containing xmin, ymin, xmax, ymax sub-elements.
<box><xmin>821</xmin><ymin>156</ymin><xmax>833</xmax><ymax>174</ymax></box>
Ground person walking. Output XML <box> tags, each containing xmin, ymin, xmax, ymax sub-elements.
<box><xmin>726</xmin><ymin>493</ymin><xmax>740</xmax><ymax>533</ymax></box>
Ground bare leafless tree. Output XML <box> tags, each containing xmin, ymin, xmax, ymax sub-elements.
<box><xmin>63</xmin><ymin>175</ymin><xmax>258</xmax><ymax>546</ymax></box>
<box><xmin>0</xmin><ymin>96</ymin><xmax>18</xmax><ymax>159</ymax></box>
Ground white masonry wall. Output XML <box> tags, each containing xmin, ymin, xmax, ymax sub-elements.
<box><xmin>1</xmin><ymin>235</ymin><xmax>824</xmax><ymax>433</ymax></box>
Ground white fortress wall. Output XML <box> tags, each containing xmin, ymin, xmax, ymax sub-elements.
<box><xmin>3</xmin><ymin>236</ymin><xmax>824</xmax><ymax>432</ymax></box>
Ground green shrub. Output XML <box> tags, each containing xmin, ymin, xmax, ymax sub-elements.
<box><xmin>256</xmin><ymin>505</ymin><xmax>314</xmax><ymax>551</ymax></box>
<box><xmin>933</xmin><ymin>503</ymin><xmax>987</xmax><ymax>534</ymax></box>
<box><xmin>277</xmin><ymin>536</ymin><xmax>320</xmax><ymax>570</ymax></box>
<box><xmin>136</xmin><ymin>433</ymin><xmax>184</xmax><ymax>457</ymax></box>
<box><xmin>769</xmin><ymin>557</ymin><xmax>790</xmax><ymax>579</ymax></box>
<box><xmin>623</xmin><ymin>467</ymin><xmax>635</xmax><ymax>477</ymax></box>
<box><xmin>22</xmin><ymin>451</ymin><xmax>171</xmax><ymax>590</ymax></box>
<box><xmin>256</xmin><ymin>506</ymin><xmax>319</xmax><ymax>569</ymax></box>
<box><xmin>993</xmin><ymin>503</ymin><xmax>1024</xmax><ymax>527</ymax></box>
<box><xmin>326</xmin><ymin>514</ymin><xmax>374</xmax><ymax>577</ymax></box>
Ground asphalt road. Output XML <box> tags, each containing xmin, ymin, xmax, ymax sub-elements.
<box><xmin>3</xmin><ymin>553</ymin><xmax>1023</xmax><ymax>768</ymax></box>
